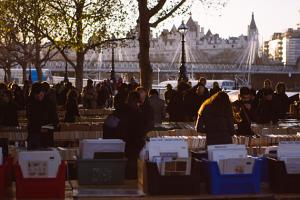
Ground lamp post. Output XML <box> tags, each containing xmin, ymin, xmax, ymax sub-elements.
<box><xmin>178</xmin><ymin>20</ymin><xmax>189</xmax><ymax>83</ymax></box>
<box><xmin>64</xmin><ymin>48</ymin><xmax>69</xmax><ymax>83</ymax></box>
<box><xmin>110</xmin><ymin>35</ymin><xmax>117</xmax><ymax>85</ymax></box>
<box><xmin>156</xmin><ymin>66</ymin><xmax>160</xmax><ymax>84</ymax></box>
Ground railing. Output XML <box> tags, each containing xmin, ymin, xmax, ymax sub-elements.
<box><xmin>45</xmin><ymin>60</ymin><xmax>300</xmax><ymax>74</ymax></box>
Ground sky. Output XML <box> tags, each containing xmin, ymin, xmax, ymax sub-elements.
<box><xmin>160</xmin><ymin>0</ymin><xmax>300</xmax><ymax>41</ymax></box>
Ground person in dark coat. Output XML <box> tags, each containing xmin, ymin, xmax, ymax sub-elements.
<box><xmin>196</xmin><ymin>91</ymin><xmax>234</xmax><ymax>146</ymax></box>
<box><xmin>256</xmin><ymin>88</ymin><xmax>276</xmax><ymax>124</ymax></box>
<box><xmin>136</xmin><ymin>87</ymin><xmax>154</xmax><ymax>133</ymax></box>
<box><xmin>209</xmin><ymin>81</ymin><xmax>222</xmax><ymax>96</ymax></box>
<box><xmin>192</xmin><ymin>77</ymin><xmax>210</xmax><ymax>97</ymax></box>
<box><xmin>82</xmin><ymin>79</ymin><xmax>97</xmax><ymax>109</ymax></box>
<box><xmin>0</xmin><ymin>90</ymin><xmax>19</xmax><ymax>127</ymax></box>
<box><xmin>103</xmin><ymin>86</ymin><xmax>130</xmax><ymax>139</ymax></box>
<box><xmin>96</xmin><ymin>82</ymin><xmax>110</xmax><ymax>108</ymax></box>
<box><xmin>273</xmin><ymin>82</ymin><xmax>290</xmax><ymax>121</ymax></box>
<box><xmin>64</xmin><ymin>89</ymin><xmax>80</xmax><ymax>123</ymax></box>
<box><xmin>11</xmin><ymin>84</ymin><xmax>25</xmax><ymax>110</ymax></box>
<box><xmin>257</xmin><ymin>79</ymin><xmax>273</xmax><ymax>102</ymax></box>
<box><xmin>232</xmin><ymin>87</ymin><xmax>256</xmax><ymax>136</ymax></box>
<box><xmin>184</xmin><ymin>84</ymin><xmax>208</xmax><ymax>121</ymax></box>
<box><xmin>42</xmin><ymin>82</ymin><xmax>57</xmax><ymax>106</ymax></box>
<box><xmin>114</xmin><ymin>83</ymin><xmax>129</xmax><ymax>109</ymax></box>
<box><xmin>123</xmin><ymin>91</ymin><xmax>145</xmax><ymax>179</ymax></box>
<box><xmin>167</xmin><ymin>81</ymin><xmax>190</xmax><ymax>122</ymax></box>
<box><xmin>148</xmin><ymin>89</ymin><xmax>166</xmax><ymax>124</ymax></box>
<box><xmin>164</xmin><ymin>84</ymin><xmax>175</xmax><ymax>106</ymax></box>
<box><xmin>26</xmin><ymin>82</ymin><xmax>59</xmax><ymax>149</ymax></box>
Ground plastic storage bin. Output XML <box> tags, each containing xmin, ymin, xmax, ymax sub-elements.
<box><xmin>267</xmin><ymin>157</ymin><xmax>300</xmax><ymax>193</ymax></box>
<box><xmin>203</xmin><ymin>159</ymin><xmax>262</xmax><ymax>195</ymax></box>
<box><xmin>77</xmin><ymin>159</ymin><xmax>126</xmax><ymax>185</ymax></box>
<box><xmin>15</xmin><ymin>161</ymin><xmax>66</xmax><ymax>199</ymax></box>
<box><xmin>138</xmin><ymin>159</ymin><xmax>203</xmax><ymax>195</ymax></box>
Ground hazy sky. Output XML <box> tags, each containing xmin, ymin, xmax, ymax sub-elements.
<box><xmin>161</xmin><ymin>0</ymin><xmax>300</xmax><ymax>41</ymax></box>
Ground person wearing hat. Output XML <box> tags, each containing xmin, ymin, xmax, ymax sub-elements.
<box><xmin>26</xmin><ymin>82</ymin><xmax>58</xmax><ymax>149</ymax></box>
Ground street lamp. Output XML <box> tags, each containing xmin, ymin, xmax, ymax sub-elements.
<box><xmin>64</xmin><ymin>48</ymin><xmax>69</xmax><ymax>83</ymax></box>
<box><xmin>110</xmin><ymin>34</ymin><xmax>117</xmax><ymax>87</ymax></box>
<box><xmin>178</xmin><ymin>20</ymin><xmax>189</xmax><ymax>83</ymax></box>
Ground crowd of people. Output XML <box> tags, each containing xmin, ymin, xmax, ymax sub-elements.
<box><xmin>194</xmin><ymin>79</ymin><xmax>291</xmax><ymax>145</ymax></box>
<box><xmin>0</xmin><ymin>76</ymin><xmax>294</xmax><ymax>177</ymax></box>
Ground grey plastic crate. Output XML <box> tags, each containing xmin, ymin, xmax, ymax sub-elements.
<box><xmin>77</xmin><ymin>159</ymin><xmax>126</xmax><ymax>185</ymax></box>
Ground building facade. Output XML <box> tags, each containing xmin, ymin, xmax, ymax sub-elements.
<box><xmin>101</xmin><ymin>15</ymin><xmax>256</xmax><ymax>65</ymax></box>
<box><xmin>264</xmin><ymin>26</ymin><xmax>300</xmax><ymax>66</ymax></box>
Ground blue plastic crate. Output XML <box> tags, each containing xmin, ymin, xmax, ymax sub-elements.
<box><xmin>204</xmin><ymin>158</ymin><xmax>262</xmax><ymax>195</ymax></box>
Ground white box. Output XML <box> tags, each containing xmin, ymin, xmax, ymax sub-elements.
<box><xmin>281</xmin><ymin>157</ymin><xmax>300</xmax><ymax>174</ymax></box>
<box><xmin>79</xmin><ymin>139</ymin><xmax>125</xmax><ymax>159</ymax></box>
<box><xmin>208</xmin><ymin>144</ymin><xmax>247</xmax><ymax>163</ymax></box>
<box><xmin>148</xmin><ymin>138</ymin><xmax>188</xmax><ymax>162</ymax></box>
<box><xmin>278</xmin><ymin>141</ymin><xmax>300</xmax><ymax>158</ymax></box>
<box><xmin>18</xmin><ymin>148</ymin><xmax>61</xmax><ymax>178</ymax></box>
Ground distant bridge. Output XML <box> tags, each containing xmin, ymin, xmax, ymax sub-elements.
<box><xmin>46</xmin><ymin>60</ymin><xmax>300</xmax><ymax>75</ymax></box>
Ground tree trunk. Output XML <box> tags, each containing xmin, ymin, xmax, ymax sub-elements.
<box><xmin>75</xmin><ymin>51</ymin><xmax>85</xmax><ymax>91</ymax></box>
<box><xmin>7</xmin><ymin>67</ymin><xmax>11</xmax><ymax>82</ymax></box>
<box><xmin>4</xmin><ymin>66</ymin><xmax>12</xmax><ymax>83</ymax></box>
<box><xmin>21</xmin><ymin>63</ymin><xmax>27</xmax><ymax>83</ymax></box>
<box><xmin>36</xmin><ymin>66</ymin><xmax>43</xmax><ymax>82</ymax></box>
<box><xmin>138</xmin><ymin>1</ymin><xmax>153</xmax><ymax>91</ymax></box>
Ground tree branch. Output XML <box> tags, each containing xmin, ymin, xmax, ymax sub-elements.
<box><xmin>150</xmin><ymin>0</ymin><xmax>186</xmax><ymax>28</ymax></box>
<box><xmin>149</xmin><ymin>0</ymin><xmax>166</xmax><ymax>18</ymax></box>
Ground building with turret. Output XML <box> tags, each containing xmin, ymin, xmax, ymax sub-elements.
<box><xmin>101</xmin><ymin>14</ymin><xmax>257</xmax><ymax>65</ymax></box>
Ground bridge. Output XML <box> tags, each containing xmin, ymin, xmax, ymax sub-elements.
<box><xmin>46</xmin><ymin>60</ymin><xmax>300</xmax><ymax>75</ymax></box>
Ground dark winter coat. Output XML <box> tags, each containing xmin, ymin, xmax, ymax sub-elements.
<box><xmin>196</xmin><ymin>104</ymin><xmax>234</xmax><ymax>145</ymax></box>
<box><xmin>26</xmin><ymin>97</ymin><xmax>59</xmax><ymax>149</ymax></box>
<box><xmin>64</xmin><ymin>98</ymin><xmax>79</xmax><ymax>123</ymax></box>
<box><xmin>0</xmin><ymin>101</ymin><xmax>19</xmax><ymax>127</ymax></box>
<box><xmin>148</xmin><ymin>95</ymin><xmax>166</xmax><ymax>124</ymax></box>
<box><xmin>256</xmin><ymin>99</ymin><xmax>276</xmax><ymax>124</ymax></box>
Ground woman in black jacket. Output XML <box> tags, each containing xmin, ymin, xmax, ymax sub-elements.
<box><xmin>103</xmin><ymin>91</ymin><xmax>144</xmax><ymax>179</ymax></box>
<box><xmin>196</xmin><ymin>91</ymin><xmax>234</xmax><ymax>146</ymax></box>
<box><xmin>26</xmin><ymin>82</ymin><xmax>59</xmax><ymax>149</ymax></box>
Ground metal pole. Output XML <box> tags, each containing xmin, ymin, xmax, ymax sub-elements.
<box><xmin>157</xmin><ymin>67</ymin><xmax>159</xmax><ymax>84</ymax></box>
<box><xmin>179</xmin><ymin>33</ymin><xmax>188</xmax><ymax>82</ymax></box>
<box><xmin>111</xmin><ymin>46</ymin><xmax>116</xmax><ymax>84</ymax></box>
